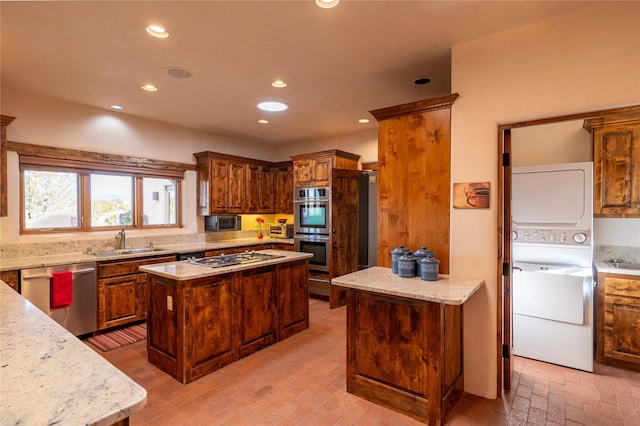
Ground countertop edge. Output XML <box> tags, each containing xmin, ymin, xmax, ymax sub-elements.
<box><xmin>594</xmin><ymin>260</ymin><xmax>640</xmax><ymax>277</ymax></box>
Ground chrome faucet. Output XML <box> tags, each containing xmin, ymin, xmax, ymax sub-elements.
<box><xmin>115</xmin><ymin>227</ymin><xmax>126</xmax><ymax>249</ymax></box>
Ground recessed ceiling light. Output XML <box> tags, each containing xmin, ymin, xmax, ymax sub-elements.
<box><xmin>258</xmin><ymin>119</ymin><xmax>270</xmax><ymax>124</ymax></box>
<box><xmin>315</xmin><ymin>0</ymin><xmax>340</xmax><ymax>9</ymax></box>
<box><xmin>358</xmin><ymin>118</ymin><xmax>370</xmax><ymax>124</ymax></box>
<box><xmin>257</xmin><ymin>101</ymin><xmax>288</xmax><ymax>112</ymax></box>
<box><xmin>141</xmin><ymin>84</ymin><xmax>158</xmax><ymax>92</ymax></box>
<box><xmin>166</xmin><ymin>67</ymin><xmax>192</xmax><ymax>79</ymax></box>
<box><xmin>145</xmin><ymin>25</ymin><xmax>169</xmax><ymax>39</ymax></box>
<box><xmin>109</xmin><ymin>104</ymin><xmax>125</xmax><ymax>111</ymax></box>
<box><xmin>414</xmin><ymin>78</ymin><xmax>431</xmax><ymax>85</ymax></box>
<box><xmin>272</xmin><ymin>80</ymin><xmax>287</xmax><ymax>88</ymax></box>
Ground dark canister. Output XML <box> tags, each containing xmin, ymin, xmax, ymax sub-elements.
<box><xmin>390</xmin><ymin>245</ymin><xmax>411</xmax><ymax>274</ymax></box>
<box><xmin>413</xmin><ymin>246</ymin><xmax>434</xmax><ymax>263</ymax></box>
<box><xmin>419</xmin><ymin>256</ymin><xmax>440</xmax><ymax>281</ymax></box>
<box><xmin>397</xmin><ymin>253</ymin><xmax>416</xmax><ymax>278</ymax></box>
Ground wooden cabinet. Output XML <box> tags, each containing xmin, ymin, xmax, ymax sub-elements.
<box><xmin>246</xmin><ymin>163</ymin><xmax>273</xmax><ymax>213</ymax></box>
<box><xmin>196</xmin><ymin>152</ymin><xmax>295</xmax><ymax>215</ymax></box>
<box><xmin>1</xmin><ymin>270</ymin><xmax>19</xmax><ymax>292</ymax></box>
<box><xmin>1</xmin><ymin>115</ymin><xmax>16</xmax><ymax>217</ymax></box>
<box><xmin>585</xmin><ymin>112</ymin><xmax>640</xmax><ymax>217</ymax></box>
<box><xmin>290</xmin><ymin>150</ymin><xmax>360</xmax><ymax>188</ymax></box>
<box><xmin>346</xmin><ymin>289</ymin><xmax>463</xmax><ymax>424</ymax></box>
<box><xmin>371</xmin><ymin>94</ymin><xmax>458</xmax><ymax>275</ymax></box>
<box><xmin>277</xmin><ymin>259</ymin><xmax>310</xmax><ymax>340</ymax></box>
<box><xmin>238</xmin><ymin>267</ymin><xmax>277</xmax><ymax>357</ymax></box>
<box><xmin>97</xmin><ymin>255</ymin><xmax>175</xmax><ymax>330</ymax></box>
<box><xmin>597</xmin><ymin>272</ymin><xmax>640</xmax><ymax>368</ymax></box>
<box><xmin>146</xmin><ymin>258</ymin><xmax>309</xmax><ymax>384</ymax></box>
<box><xmin>273</xmin><ymin>162</ymin><xmax>293</xmax><ymax>213</ymax></box>
<box><xmin>196</xmin><ymin>153</ymin><xmax>246</xmax><ymax>215</ymax></box>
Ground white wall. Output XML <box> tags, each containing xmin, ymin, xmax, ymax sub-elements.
<box><xmin>451</xmin><ymin>2</ymin><xmax>640</xmax><ymax>398</ymax></box>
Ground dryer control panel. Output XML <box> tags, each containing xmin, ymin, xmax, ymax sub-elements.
<box><xmin>512</xmin><ymin>228</ymin><xmax>591</xmax><ymax>246</ymax></box>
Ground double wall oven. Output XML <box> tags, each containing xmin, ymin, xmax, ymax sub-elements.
<box><xmin>294</xmin><ymin>187</ymin><xmax>331</xmax><ymax>296</ymax></box>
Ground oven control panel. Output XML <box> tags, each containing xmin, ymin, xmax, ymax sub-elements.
<box><xmin>512</xmin><ymin>228</ymin><xmax>591</xmax><ymax>245</ymax></box>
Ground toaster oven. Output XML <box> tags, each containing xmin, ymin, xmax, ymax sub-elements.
<box><xmin>268</xmin><ymin>223</ymin><xmax>294</xmax><ymax>239</ymax></box>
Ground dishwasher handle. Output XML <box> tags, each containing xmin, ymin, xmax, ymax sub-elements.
<box><xmin>21</xmin><ymin>268</ymin><xmax>96</xmax><ymax>281</ymax></box>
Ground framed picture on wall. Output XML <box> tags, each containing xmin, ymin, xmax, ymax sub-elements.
<box><xmin>453</xmin><ymin>182</ymin><xmax>490</xmax><ymax>209</ymax></box>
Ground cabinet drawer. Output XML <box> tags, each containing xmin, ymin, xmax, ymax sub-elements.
<box><xmin>98</xmin><ymin>255</ymin><xmax>176</xmax><ymax>278</ymax></box>
<box><xmin>604</xmin><ymin>276</ymin><xmax>640</xmax><ymax>298</ymax></box>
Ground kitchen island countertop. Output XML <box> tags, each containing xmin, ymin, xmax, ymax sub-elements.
<box><xmin>0</xmin><ymin>282</ymin><xmax>147</xmax><ymax>425</ymax></box>
<box><xmin>140</xmin><ymin>249</ymin><xmax>312</xmax><ymax>281</ymax></box>
<box><xmin>332</xmin><ymin>266</ymin><xmax>484</xmax><ymax>305</ymax></box>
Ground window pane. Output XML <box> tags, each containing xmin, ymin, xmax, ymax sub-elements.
<box><xmin>23</xmin><ymin>170</ymin><xmax>79</xmax><ymax>229</ymax></box>
<box><xmin>143</xmin><ymin>178</ymin><xmax>178</xmax><ymax>225</ymax></box>
<box><xmin>90</xmin><ymin>174</ymin><xmax>133</xmax><ymax>227</ymax></box>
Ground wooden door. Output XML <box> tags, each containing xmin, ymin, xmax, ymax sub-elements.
<box><xmin>329</xmin><ymin>168</ymin><xmax>361</xmax><ymax>308</ymax></box>
<box><xmin>277</xmin><ymin>260</ymin><xmax>309</xmax><ymax>339</ymax></box>
<box><xmin>274</xmin><ymin>167</ymin><xmax>293</xmax><ymax>213</ymax></box>
<box><xmin>292</xmin><ymin>159</ymin><xmax>313</xmax><ymax>187</ymax></box>
<box><xmin>500</xmin><ymin>128</ymin><xmax>514</xmax><ymax>392</ymax></box>
<box><xmin>311</xmin><ymin>157</ymin><xmax>332</xmax><ymax>186</ymax></box>
<box><xmin>98</xmin><ymin>273</ymin><xmax>143</xmax><ymax>329</ymax></box>
<box><xmin>238</xmin><ymin>267</ymin><xmax>277</xmax><ymax>357</ymax></box>
<box><xmin>210</xmin><ymin>158</ymin><xmax>232</xmax><ymax>213</ymax></box>
<box><xmin>228</xmin><ymin>161</ymin><xmax>246</xmax><ymax>213</ymax></box>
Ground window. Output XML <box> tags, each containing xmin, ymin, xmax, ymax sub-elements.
<box><xmin>23</xmin><ymin>170</ymin><xmax>80</xmax><ymax>230</ymax></box>
<box><xmin>16</xmin><ymin>143</ymin><xmax>190</xmax><ymax>234</ymax></box>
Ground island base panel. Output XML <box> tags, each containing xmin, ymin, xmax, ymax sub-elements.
<box><xmin>346</xmin><ymin>289</ymin><xmax>464</xmax><ymax>425</ymax></box>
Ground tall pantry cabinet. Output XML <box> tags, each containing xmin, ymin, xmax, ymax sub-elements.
<box><xmin>370</xmin><ymin>94</ymin><xmax>458</xmax><ymax>274</ymax></box>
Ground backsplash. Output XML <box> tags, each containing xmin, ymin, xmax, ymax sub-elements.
<box><xmin>0</xmin><ymin>233</ymin><xmax>205</xmax><ymax>259</ymax></box>
<box><xmin>595</xmin><ymin>245</ymin><xmax>640</xmax><ymax>263</ymax></box>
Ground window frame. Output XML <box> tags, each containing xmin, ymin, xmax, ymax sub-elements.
<box><xmin>16</xmin><ymin>145</ymin><xmax>189</xmax><ymax>234</ymax></box>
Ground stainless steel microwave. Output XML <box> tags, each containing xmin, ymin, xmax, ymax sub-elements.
<box><xmin>294</xmin><ymin>186</ymin><xmax>331</xmax><ymax>235</ymax></box>
<box><xmin>204</xmin><ymin>215</ymin><xmax>242</xmax><ymax>232</ymax></box>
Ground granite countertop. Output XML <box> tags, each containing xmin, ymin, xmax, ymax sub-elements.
<box><xmin>140</xmin><ymin>249</ymin><xmax>313</xmax><ymax>281</ymax></box>
<box><xmin>594</xmin><ymin>260</ymin><xmax>640</xmax><ymax>277</ymax></box>
<box><xmin>0</xmin><ymin>237</ymin><xmax>294</xmax><ymax>271</ymax></box>
<box><xmin>0</xmin><ymin>282</ymin><xmax>147</xmax><ymax>425</ymax></box>
<box><xmin>332</xmin><ymin>266</ymin><xmax>485</xmax><ymax>305</ymax></box>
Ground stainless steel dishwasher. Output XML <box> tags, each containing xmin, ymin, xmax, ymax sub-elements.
<box><xmin>21</xmin><ymin>262</ymin><xmax>97</xmax><ymax>336</ymax></box>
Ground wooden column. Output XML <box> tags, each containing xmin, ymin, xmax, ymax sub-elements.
<box><xmin>1</xmin><ymin>115</ymin><xmax>16</xmax><ymax>217</ymax></box>
<box><xmin>370</xmin><ymin>94</ymin><xmax>458</xmax><ymax>274</ymax></box>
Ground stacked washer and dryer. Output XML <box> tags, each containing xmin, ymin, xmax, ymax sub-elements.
<box><xmin>512</xmin><ymin>162</ymin><xmax>594</xmax><ymax>372</ymax></box>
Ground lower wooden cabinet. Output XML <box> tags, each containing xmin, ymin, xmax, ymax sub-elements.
<box><xmin>597</xmin><ymin>272</ymin><xmax>640</xmax><ymax>368</ymax></box>
<box><xmin>97</xmin><ymin>255</ymin><xmax>175</xmax><ymax>331</ymax></box>
<box><xmin>1</xmin><ymin>270</ymin><xmax>19</xmax><ymax>292</ymax></box>
<box><xmin>238</xmin><ymin>267</ymin><xmax>277</xmax><ymax>357</ymax></box>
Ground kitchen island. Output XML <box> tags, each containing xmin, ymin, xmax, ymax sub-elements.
<box><xmin>140</xmin><ymin>250</ymin><xmax>312</xmax><ymax>384</ymax></box>
<box><xmin>0</xmin><ymin>281</ymin><xmax>146</xmax><ymax>426</ymax></box>
<box><xmin>332</xmin><ymin>267</ymin><xmax>484</xmax><ymax>425</ymax></box>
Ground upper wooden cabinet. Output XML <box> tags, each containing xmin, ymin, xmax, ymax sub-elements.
<box><xmin>290</xmin><ymin>150</ymin><xmax>360</xmax><ymax>188</ymax></box>
<box><xmin>1</xmin><ymin>115</ymin><xmax>16</xmax><ymax>217</ymax></box>
<box><xmin>272</xmin><ymin>162</ymin><xmax>293</xmax><ymax>214</ymax></box>
<box><xmin>195</xmin><ymin>152</ymin><xmax>290</xmax><ymax>215</ymax></box>
<box><xmin>370</xmin><ymin>94</ymin><xmax>458</xmax><ymax>275</ymax></box>
<box><xmin>584</xmin><ymin>111</ymin><xmax>640</xmax><ymax>217</ymax></box>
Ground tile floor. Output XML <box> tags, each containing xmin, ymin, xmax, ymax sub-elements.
<box><xmin>90</xmin><ymin>299</ymin><xmax>640</xmax><ymax>425</ymax></box>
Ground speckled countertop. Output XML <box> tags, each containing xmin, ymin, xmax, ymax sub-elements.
<box><xmin>332</xmin><ymin>266</ymin><xmax>485</xmax><ymax>305</ymax></box>
<box><xmin>0</xmin><ymin>282</ymin><xmax>147</xmax><ymax>426</ymax></box>
<box><xmin>594</xmin><ymin>260</ymin><xmax>640</xmax><ymax>277</ymax></box>
<box><xmin>0</xmin><ymin>237</ymin><xmax>294</xmax><ymax>271</ymax></box>
<box><xmin>140</xmin><ymin>250</ymin><xmax>313</xmax><ymax>281</ymax></box>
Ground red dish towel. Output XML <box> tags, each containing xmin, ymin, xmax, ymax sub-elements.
<box><xmin>50</xmin><ymin>271</ymin><xmax>73</xmax><ymax>309</ymax></box>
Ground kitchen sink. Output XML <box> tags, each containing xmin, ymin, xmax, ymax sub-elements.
<box><xmin>605</xmin><ymin>261</ymin><xmax>640</xmax><ymax>271</ymax></box>
<box><xmin>91</xmin><ymin>247</ymin><xmax>166</xmax><ymax>256</ymax></box>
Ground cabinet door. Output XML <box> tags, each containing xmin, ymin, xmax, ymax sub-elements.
<box><xmin>228</xmin><ymin>161</ymin><xmax>246</xmax><ymax>213</ymax></box>
<box><xmin>210</xmin><ymin>158</ymin><xmax>232</xmax><ymax>214</ymax></box>
<box><xmin>274</xmin><ymin>167</ymin><xmax>293</xmax><ymax>213</ymax></box>
<box><xmin>293</xmin><ymin>160</ymin><xmax>314</xmax><ymax>187</ymax></box>
<box><xmin>311</xmin><ymin>157</ymin><xmax>333</xmax><ymax>186</ymax></box>
<box><xmin>246</xmin><ymin>164</ymin><xmax>273</xmax><ymax>213</ymax></box>
<box><xmin>238</xmin><ymin>267</ymin><xmax>276</xmax><ymax>357</ymax></box>
<box><xmin>600</xmin><ymin>274</ymin><xmax>640</xmax><ymax>366</ymax></box>
<box><xmin>98</xmin><ymin>273</ymin><xmax>145</xmax><ymax>330</ymax></box>
<box><xmin>277</xmin><ymin>260</ymin><xmax>309</xmax><ymax>340</ymax></box>
<box><xmin>1</xmin><ymin>270</ymin><xmax>19</xmax><ymax>292</ymax></box>
<box><xmin>593</xmin><ymin>123</ymin><xmax>640</xmax><ymax>217</ymax></box>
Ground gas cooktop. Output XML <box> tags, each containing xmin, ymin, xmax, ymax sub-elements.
<box><xmin>187</xmin><ymin>251</ymin><xmax>284</xmax><ymax>268</ymax></box>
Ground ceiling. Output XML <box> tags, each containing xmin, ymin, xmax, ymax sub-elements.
<box><xmin>1</xmin><ymin>1</ymin><xmax>593</xmax><ymax>146</ymax></box>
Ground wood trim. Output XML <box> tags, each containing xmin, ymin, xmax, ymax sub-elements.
<box><xmin>8</xmin><ymin>141</ymin><xmax>195</xmax><ymax>175</ymax></box>
<box><xmin>289</xmin><ymin>149</ymin><xmax>361</xmax><ymax>162</ymax></box>
<box><xmin>194</xmin><ymin>151</ymin><xmax>274</xmax><ymax>168</ymax></box>
<box><xmin>361</xmin><ymin>162</ymin><xmax>377</xmax><ymax>171</ymax></box>
<box><xmin>1</xmin><ymin>115</ymin><xmax>17</xmax><ymax>217</ymax></box>
<box><xmin>369</xmin><ymin>93</ymin><xmax>459</xmax><ymax>121</ymax></box>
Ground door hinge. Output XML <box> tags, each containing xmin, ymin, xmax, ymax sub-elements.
<box><xmin>502</xmin><ymin>344</ymin><xmax>510</xmax><ymax>358</ymax></box>
<box><xmin>502</xmin><ymin>152</ymin><xmax>510</xmax><ymax>167</ymax></box>
<box><xmin>502</xmin><ymin>262</ymin><xmax>510</xmax><ymax>276</ymax></box>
